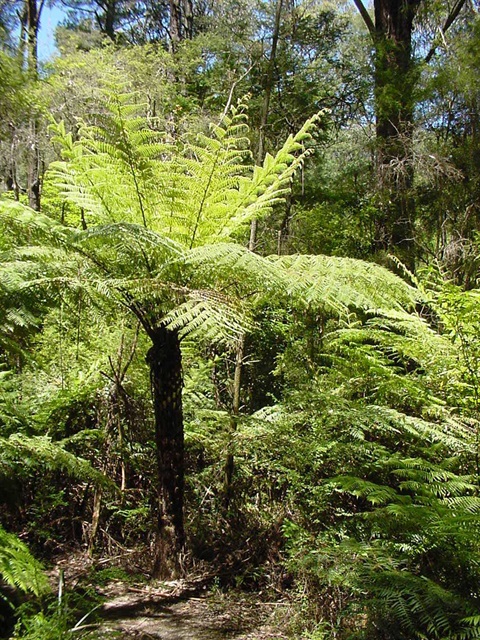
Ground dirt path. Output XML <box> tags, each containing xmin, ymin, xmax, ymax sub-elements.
<box><xmin>97</xmin><ymin>594</ymin><xmax>284</xmax><ymax>638</ymax></box>
<box><xmin>51</xmin><ymin>555</ymin><xmax>290</xmax><ymax>639</ymax></box>
<box><xmin>91</xmin><ymin>581</ymin><xmax>289</xmax><ymax>639</ymax></box>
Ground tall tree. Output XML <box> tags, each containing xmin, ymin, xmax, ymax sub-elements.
<box><xmin>168</xmin><ymin>0</ymin><xmax>193</xmax><ymax>50</ymax></box>
<box><xmin>23</xmin><ymin>0</ymin><xmax>45</xmax><ymax>72</ymax></box>
<box><xmin>20</xmin><ymin>0</ymin><xmax>45</xmax><ymax>210</ymax></box>
<box><xmin>62</xmin><ymin>0</ymin><xmax>197</xmax><ymax>45</ymax></box>
<box><xmin>61</xmin><ymin>0</ymin><xmax>135</xmax><ymax>41</ymax></box>
<box><xmin>353</xmin><ymin>0</ymin><xmax>468</xmax><ymax>268</ymax></box>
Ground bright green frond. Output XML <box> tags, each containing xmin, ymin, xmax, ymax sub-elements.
<box><xmin>0</xmin><ymin>526</ymin><xmax>49</xmax><ymax>597</ymax></box>
<box><xmin>271</xmin><ymin>253</ymin><xmax>418</xmax><ymax>314</ymax></box>
<box><xmin>1</xmin><ymin>434</ymin><xmax>112</xmax><ymax>488</ymax></box>
<box><xmin>183</xmin><ymin>242</ymin><xmax>290</xmax><ymax>297</ymax></box>
<box><xmin>162</xmin><ymin>289</ymin><xmax>251</xmax><ymax>344</ymax></box>
<box><xmin>47</xmin><ymin>95</ymin><xmax>321</xmax><ymax>250</ymax></box>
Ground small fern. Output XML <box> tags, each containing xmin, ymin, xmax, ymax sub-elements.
<box><xmin>0</xmin><ymin>525</ymin><xmax>49</xmax><ymax>597</ymax></box>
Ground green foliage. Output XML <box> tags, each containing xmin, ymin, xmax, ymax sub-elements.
<box><xmin>211</xmin><ymin>265</ymin><xmax>480</xmax><ymax>639</ymax></box>
<box><xmin>0</xmin><ymin>52</ymin><xmax>29</xmax><ymax>138</ymax></box>
<box><xmin>13</xmin><ymin>611</ymin><xmax>69</xmax><ymax>640</ymax></box>
<box><xmin>1</xmin><ymin>91</ymin><xmax>324</xmax><ymax>348</ymax></box>
<box><xmin>0</xmin><ymin>7</ymin><xmax>480</xmax><ymax>640</ymax></box>
<box><xmin>12</xmin><ymin>580</ymin><xmax>105</xmax><ymax>640</ymax></box>
<box><xmin>47</xmin><ymin>92</ymin><xmax>320</xmax><ymax>243</ymax></box>
<box><xmin>423</xmin><ymin>273</ymin><xmax>480</xmax><ymax>415</ymax></box>
<box><xmin>0</xmin><ymin>434</ymin><xmax>112</xmax><ymax>488</ymax></box>
<box><xmin>3</xmin><ymin>38</ymin><xmax>480</xmax><ymax>638</ymax></box>
<box><xmin>0</xmin><ymin>525</ymin><xmax>49</xmax><ymax>597</ymax></box>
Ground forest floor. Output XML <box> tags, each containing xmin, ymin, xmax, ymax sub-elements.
<box><xmin>50</xmin><ymin>553</ymin><xmax>292</xmax><ymax>639</ymax></box>
<box><xmin>95</xmin><ymin>586</ymin><xmax>289</xmax><ymax>639</ymax></box>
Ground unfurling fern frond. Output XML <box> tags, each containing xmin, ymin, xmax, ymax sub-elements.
<box><xmin>47</xmin><ymin>93</ymin><xmax>321</xmax><ymax>250</ymax></box>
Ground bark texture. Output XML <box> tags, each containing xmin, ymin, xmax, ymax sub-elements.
<box><xmin>169</xmin><ymin>0</ymin><xmax>193</xmax><ymax>51</ymax></box>
<box><xmin>146</xmin><ymin>326</ymin><xmax>185</xmax><ymax>578</ymax></box>
<box><xmin>25</xmin><ymin>0</ymin><xmax>42</xmax><ymax>210</ymax></box>
<box><xmin>373</xmin><ymin>0</ymin><xmax>422</xmax><ymax>268</ymax></box>
<box><xmin>102</xmin><ymin>0</ymin><xmax>117</xmax><ymax>41</ymax></box>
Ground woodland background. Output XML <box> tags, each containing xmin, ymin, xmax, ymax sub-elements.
<box><xmin>1</xmin><ymin>1</ymin><xmax>480</xmax><ymax>638</ymax></box>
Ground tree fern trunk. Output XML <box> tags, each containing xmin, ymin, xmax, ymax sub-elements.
<box><xmin>146</xmin><ymin>326</ymin><xmax>185</xmax><ymax>578</ymax></box>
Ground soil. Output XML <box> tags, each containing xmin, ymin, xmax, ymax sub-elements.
<box><xmin>96</xmin><ymin>591</ymin><xmax>288</xmax><ymax>639</ymax></box>
<box><xmin>49</xmin><ymin>553</ymin><xmax>291</xmax><ymax>640</ymax></box>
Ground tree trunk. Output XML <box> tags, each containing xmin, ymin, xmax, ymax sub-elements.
<box><xmin>235</xmin><ymin>1</ymin><xmax>284</xmax><ymax>508</ymax></box>
<box><xmin>168</xmin><ymin>0</ymin><xmax>193</xmax><ymax>52</ymax></box>
<box><xmin>183</xmin><ymin>0</ymin><xmax>193</xmax><ymax>40</ymax></box>
<box><xmin>26</xmin><ymin>0</ymin><xmax>39</xmax><ymax>74</ymax></box>
<box><xmin>373</xmin><ymin>0</ymin><xmax>421</xmax><ymax>270</ymax></box>
<box><xmin>88</xmin><ymin>486</ymin><xmax>102</xmax><ymax>556</ymax></box>
<box><xmin>27</xmin><ymin>119</ymin><xmax>41</xmax><ymax>211</ymax></box>
<box><xmin>223</xmin><ymin>337</ymin><xmax>244</xmax><ymax>512</ymax></box>
<box><xmin>250</xmin><ymin>0</ymin><xmax>283</xmax><ymax>252</ymax></box>
<box><xmin>354</xmin><ymin>0</ymin><xmax>468</xmax><ymax>269</ymax></box>
<box><xmin>99</xmin><ymin>0</ymin><xmax>117</xmax><ymax>41</ymax></box>
<box><xmin>146</xmin><ymin>326</ymin><xmax>185</xmax><ymax>578</ymax></box>
<box><xmin>25</xmin><ymin>0</ymin><xmax>42</xmax><ymax>211</ymax></box>
<box><xmin>8</xmin><ymin>125</ymin><xmax>20</xmax><ymax>201</ymax></box>
<box><xmin>256</xmin><ymin>0</ymin><xmax>283</xmax><ymax>165</ymax></box>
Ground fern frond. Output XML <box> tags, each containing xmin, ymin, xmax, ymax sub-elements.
<box><xmin>162</xmin><ymin>289</ymin><xmax>251</xmax><ymax>344</ymax></box>
<box><xmin>47</xmin><ymin>97</ymin><xmax>321</xmax><ymax>249</ymax></box>
<box><xmin>271</xmin><ymin>253</ymin><xmax>418</xmax><ymax>314</ymax></box>
<box><xmin>214</xmin><ymin>113</ymin><xmax>321</xmax><ymax>240</ymax></box>
<box><xmin>0</xmin><ymin>526</ymin><xmax>49</xmax><ymax>596</ymax></box>
<box><xmin>330</xmin><ymin>475</ymin><xmax>399</xmax><ymax>505</ymax></box>
<box><xmin>0</xmin><ymin>434</ymin><xmax>112</xmax><ymax>488</ymax></box>
<box><xmin>183</xmin><ymin>242</ymin><xmax>290</xmax><ymax>297</ymax></box>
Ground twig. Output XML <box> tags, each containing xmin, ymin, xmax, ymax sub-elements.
<box><xmin>425</xmin><ymin>0</ymin><xmax>467</xmax><ymax>63</ymax></box>
<box><xmin>218</xmin><ymin>64</ymin><xmax>256</xmax><ymax>125</ymax></box>
<box><xmin>69</xmin><ymin>623</ymin><xmax>100</xmax><ymax>633</ymax></box>
<box><xmin>96</xmin><ymin>550</ymin><xmax>137</xmax><ymax>565</ymax></box>
<box><xmin>70</xmin><ymin>603</ymin><xmax>103</xmax><ymax>631</ymax></box>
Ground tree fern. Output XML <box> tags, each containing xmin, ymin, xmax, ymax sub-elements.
<box><xmin>2</xmin><ymin>92</ymin><xmax>427</xmax><ymax>346</ymax></box>
<box><xmin>270</xmin><ymin>253</ymin><xmax>419</xmax><ymax>314</ymax></box>
<box><xmin>4</xmin><ymin>89</ymin><xmax>465</xmax><ymax>581</ymax></box>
